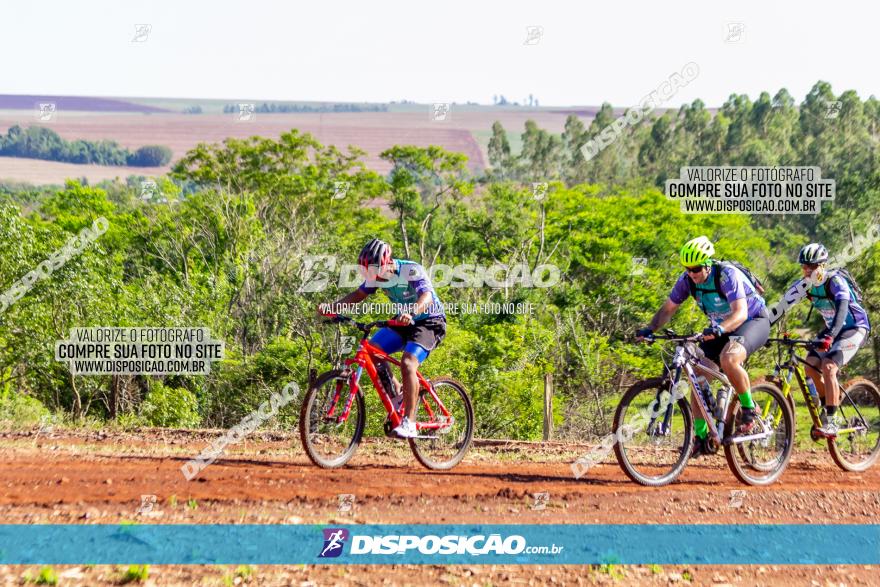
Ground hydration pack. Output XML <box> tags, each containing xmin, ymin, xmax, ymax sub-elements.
<box><xmin>688</xmin><ymin>260</ymin><xmax>766</xmax><ymax>301</ymax></box>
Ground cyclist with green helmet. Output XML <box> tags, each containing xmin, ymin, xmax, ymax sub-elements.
<box><xmin>636</xmin><ymin>236</ymin><xmax>771</xmax><ymax>456</ymax></box>
<box><xmin>787</xmin><ymin>243</ymin><xmax>872</xmax><ymax>437</ymax></box>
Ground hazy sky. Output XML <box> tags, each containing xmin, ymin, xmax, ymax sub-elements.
<box><xmin>2</xmin><ymin>0</ymin><xmax>877</xmax><ymax>107</ymax></box>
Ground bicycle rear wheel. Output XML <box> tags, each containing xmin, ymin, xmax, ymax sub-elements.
<box><xmin>409</xmin><ymin>377</ymin><xmax>474</xmax><ymax>470</ymax></box>
<box><xmin>829</xmin><ymin>378</ymin><xmax>880</xmax><ymax>472</ymax></box>
<box><xmin>613</xmin><ymin>377</ymin><xmax>693</xmax><ymax>487</ymax></box>
<box><xmin>724</xmin><ymin>384</ymin><xmax>794</xmax><ymax>486</ymax></box>
<box><xmin>299</xmin><ymin>369</ymin><xmax>366</xmax><ymax>468</ymax></box>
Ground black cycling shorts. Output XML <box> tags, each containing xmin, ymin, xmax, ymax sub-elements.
<box><xmin>699</xmin><ymin>313</ymin><xmax>770</xmax><ymax>365</ymax></box>
<box><xmin>370</xmin><ymin>317</ymin><xmax>447</xmax><ymax>363</ymax></box>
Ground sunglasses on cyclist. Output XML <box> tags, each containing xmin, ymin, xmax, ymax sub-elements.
<box><xmin>801</xmin><ymin>262</ymin><xmax>819</xmax><ymax>269</ymax></box>
<box><xmin>686</xmin><ymin>265</ymin><xmax>708</xmax><ymax>274</ymax></box>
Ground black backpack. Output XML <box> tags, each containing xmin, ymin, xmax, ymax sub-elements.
<box><xmin>688</xmin><ymin>260</ymin><xmax>766</xmax><ymax>303</ymax></box>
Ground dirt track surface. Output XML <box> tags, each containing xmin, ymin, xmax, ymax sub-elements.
<box><xmin>1</xmin><ymin>428</ymin><xmax>878</xmax><ymax>585</ymax></box>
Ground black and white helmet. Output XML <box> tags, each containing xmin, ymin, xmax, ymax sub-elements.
<box><xmin>798</xmin><ymin>243</ymin><xmax>829</xmax><ymax>265</ymax></box>
<box><xmin>358</xmin><ymin>238</ymin><xmax>392</xmax><ymax>269</ymax></box>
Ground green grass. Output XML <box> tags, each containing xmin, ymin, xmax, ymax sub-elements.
<box><xmin>23</xmin><ymin>567</ymin><xmax>58</xmax><ymax>585</ymax></box>
<box><xmin>119</xmin><ymin>565</ymin><xmax>149</xmax><ymax>583</ymax></box>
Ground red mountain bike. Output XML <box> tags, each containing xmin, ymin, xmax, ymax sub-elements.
<box><xmin>299</xmin><ymin>316</ymin><xmax>474</xmax><ymax>470</ymax></box>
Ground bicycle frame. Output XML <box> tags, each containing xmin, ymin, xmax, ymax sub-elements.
<box><xmin>771</xmin><ymin>341</ymin><xmax>867</xmax><ymax>436</ymax></box>
<box><xmin>325</xmin><ymin>334</ymin><xmax>451</xmax><ymax>433</ymax></box>
<box><xmin>670</xmin><ymin>343</ymin><xmax>728</xmax><ymax>442</ymax></box>
<box><xmin>655</xmin><ymin>337</ymin><xmax>772</xmax><ymax>445</ymax></box>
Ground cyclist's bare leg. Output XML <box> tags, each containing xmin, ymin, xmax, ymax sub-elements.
<box><xmin>821</xmin><ymin>359</ymin><xmax>840</xmax><ymax>407</ymax></box>
<box><xmin>804</xmin><ymin>355</ymin><xmax>826</xmax><ymax>398</ymax></box>
<box><xmin>719</xmin><ymin>341</ymin><xmax>749</xmax><ymax>396</ymax></box>
<box><xmin>400</xmin><ymin>351</ymin><xmax>420</xmax><ymax>420</ymax></box>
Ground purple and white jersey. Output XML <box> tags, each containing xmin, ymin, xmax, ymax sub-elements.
<box><xmin>669</xmin><ymin>264</ymin><xmax>767</xmax><ymax>324</ymax></box>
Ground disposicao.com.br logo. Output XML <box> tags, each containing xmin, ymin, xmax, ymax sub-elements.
<box><xmin>318</xmin><ymin>529</ymin><xmax>563</xmax><ymax>558</ymax></box>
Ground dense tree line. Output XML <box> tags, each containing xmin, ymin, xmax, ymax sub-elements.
<box><xmin>0</xmin><ymin>81</ymin><xmax>877</xmax><ymax>441</ymax></box>
<box><xmin>0</xmin><ymin>125</ymin><xmax>172</xmax><ymax>167</ymax></box>
<box><xmin>488</xmin><ymin>81</ymin><xmax>880</xmax><ymax>244</ymax></box>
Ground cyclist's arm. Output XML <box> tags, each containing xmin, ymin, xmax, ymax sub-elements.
<box><xmin>319</xmin><ymin>288</ymin><xmax>369</xmax><ymax>315</ymax></box>
<box><xmin>409</xmin><ymin>291</ymin><xmax>434</xmax><ymax>318</ymax></box>
<box><xmin>823</xmin><ymin>297</ymin><xmax>850</xmax><ymax>339</ymax></box>
<box><xmin>648</xmin><ymin>299</ymin><xmax>680</xmax><ymax>331</ymax></box>
<box><xmin>822</xmin><ymin>276</ymin><xmax>851</xmax><ymax>339</ymax></box>
<box><xmin>718</xmin><ymin>298</ymin><xmax>748</xmax><ymax>333</ymax></box>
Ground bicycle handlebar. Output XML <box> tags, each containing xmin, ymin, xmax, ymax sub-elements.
<box><xmin>766</xmin><ymin>337</ymin><xmax>816</xmax><ymax>349</ymax></box>
<box><xmin>637</xmin><ymin>329</ymin><xmax>705</xmax><ymax>343</ymax></box>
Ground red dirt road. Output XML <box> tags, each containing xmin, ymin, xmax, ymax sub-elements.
<box><xmin>1</xmin><ymin>429</ymin><xmax>878</xmax><ymax>585</ymax></box>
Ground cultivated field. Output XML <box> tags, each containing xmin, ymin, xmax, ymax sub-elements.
<box><xmin>0</xmin><ymin>102</ymin><xmax>585</xmax><ymax>185</ymax></box>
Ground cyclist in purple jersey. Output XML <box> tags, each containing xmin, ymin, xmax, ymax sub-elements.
<box><xmin>787</xmin><ymin>243</ymin><xmax>872</xmax><ymax>437</ymax></box>
<box><xmin>636</xmin><ymin>236</ymin><xmax>770</xmax><ymax>455</ymax></box>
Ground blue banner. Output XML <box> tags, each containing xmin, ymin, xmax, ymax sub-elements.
<box><xmin>0</xmin><ymin>524</ymin><xmax>877</xmax><ymax>565</ymax></box>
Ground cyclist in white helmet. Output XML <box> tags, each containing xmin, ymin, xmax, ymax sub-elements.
<box><xmin>785</xmin><ymin>243</ymin><xmax>872</xmax><ymax>437</ymax></box>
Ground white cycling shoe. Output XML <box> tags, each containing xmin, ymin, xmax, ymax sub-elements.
<box><xmin>393</xmin><ymin>417</ymin><xmax>418</xmax><ymax>438</ymax></box>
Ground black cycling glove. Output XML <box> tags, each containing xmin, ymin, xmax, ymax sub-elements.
<box><xmin>702</xmin><ymin>325</ymin><xmax>724</xmax><ymax>338</ymax></box>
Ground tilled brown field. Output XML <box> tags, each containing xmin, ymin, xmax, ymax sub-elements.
<box><xmin>0</xmin><ymin>429</ymin><xmax>877</xmax><ymax>585</ymax></box>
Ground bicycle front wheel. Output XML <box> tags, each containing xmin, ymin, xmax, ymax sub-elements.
<box><xmin>613</xmin><ymin>377</ymin><xmax>693</xmax><ymax>487</ymax></box>
<box><xmin>829</xmin><ymin>378</ymin><xmax>880</xmax><ymax>472</ymax></box>
<box><xmin>724</xmin><ymin>384</ymin><xmax>794</xmax><ymax>486</ymax></box>
<box><xmin>409</xmin><ymin>377</ymin><xmax>474</xmax><ymax>470</ymax></box>
<box><xmin>299</xmin><ymin>369</ymin><xmax>366</xmax><ymax>469</ymax></box>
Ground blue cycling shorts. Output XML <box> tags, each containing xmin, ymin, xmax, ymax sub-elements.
<box><xmin>369</xmin><ymin>318</ymin><xmax>446</xmax><ymax>364</ymax></box>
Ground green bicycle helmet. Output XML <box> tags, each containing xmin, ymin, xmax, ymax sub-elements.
<box><xmin>680</xmin><ymin>236</ymin><xmax>715</xmax><ymax>267</ymax></box>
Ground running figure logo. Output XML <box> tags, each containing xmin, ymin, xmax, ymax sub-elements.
<box><xmin>319</xmin><ymin>528</ymin><xmax>349</xmax><ymax>558</ymax></box>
